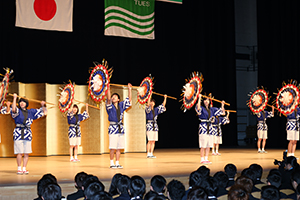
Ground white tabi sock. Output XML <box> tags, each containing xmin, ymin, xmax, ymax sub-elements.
<box><xmin>116</xmin><ymin>161</ymin><xmax>120</xmax><ymax>166</ymax></box>
<box><xmin>23</xmin><ymin>167</ymin><xmax>26</xmax><ymax>171</ymax></box>
<box><xmin>18</xmin><ymin>166</ymin><xmax>22</xmax><ymax>171</ymax></box>
<box><xmin>204</xmin><ymin>156</ymin><xmax>208</xmax><ymax>161</ymax></box>
<box><xmin>201</xmin><ymin>157</ymin><xmax>205</xmax><ymax>162</ymax></box>
<box><xmin>110</xmin><ymin>160</ymin><xmax>115</xmax><ymax>166</ymax></box>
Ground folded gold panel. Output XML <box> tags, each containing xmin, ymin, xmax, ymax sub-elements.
<box><xmin>0</xmin><ymin>83</ymin><xmax>146</xmax><ymax>157</ymax></box>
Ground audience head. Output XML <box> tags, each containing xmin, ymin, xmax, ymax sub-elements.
<box><xmin>189</xmin><ymin>171</ymin><xmax>202</xmax><ymax>188</ymax></box>
<box><xmin>241</xmin><ymin>168</ymin><xmax>256</xmax><ymax>185</ymax></box>
<box><xmin>150</xmin><ymin>175</ymin><xmax>167</xmax><ymax>194</ymax></box>
<box><xmin>129</xmin><ymin>175</ymin><xmax>146</xmax><ymax>199</ymax></box>
<box><xmin>84</xmin><ymin>181</ymin><xmax>105</xmax><ymax>199</ymax></box>
<box><xmin>37</xmin><ymin>174</ymin><xmax>58</xmax><ymax>198</ymax></box>
<box><xmin>228</xmin><ymin>184</ymin><xmax>249</xmax><ymax>200</ymax></box>
<box><xmin>108</xmin><ymin>173</ymin><xmax>122</xmax><ymax>196</ymax></box>
<box><xmin>167</xmin><ymin>179</ymin><xmax>185</xmax><ymax>200</ymax></box>
<box><xmin>198</xmin><ymin>177</ymin><xmax>217</xmax><ymax>197</ymax></box>
<box><xmin>249</xmin><ymin>163</ymin><xmax>263</xmax><ymax>181</ymax></box>
<box><xmin>197</xmin><ymin>166</ymin><xmax>210</xmax><ymax>178</ymax></box>
<box><xmin>116</xmin><ymin>175</ymin><xmax>131</xmax><ymax>195</ymax></box>
<box><xmin>286</xmin><ymin>156</ymin><xmax>299</xmax><ymax>170</ymax></box>
<box><xmin>144</xmin><ymin>191</ymin><xmax>166</xmax><ymax>200</ymax></box>
<box><xmin>213</xmin><ymin>171</ymin><xmax>229</xmax><ymax>188</ymax></box>
<box><xmin>41</xmin><ymin>183</ymin><xmax>62</xmax><ymax>200</ymax></box>
<box><xmin>260</xmin><ymin>185</ymin><xmax>280</xmax><ymax>200</ymax></box>
<box><xmin>82</xmin><ymin>175</ymin><xmax>101</xmax><ymax>191</ymax></box>
<box><xmin>235</xmin><ymin>176</ymin><xmax>253</xmax><ymax>194</ymax></box>
<box><xmin>187</xmin><ymin>186</ymin><xmax>208</xmax><ymax>200</ymax></box>
<box><xmin>75</xmin><ymin>171</ymin><xmax>88</xmax><ymax>190</ymax></box>
<box><xmin>224</xmin><ymin>163</ymin><xmax>237</xmax><ymax>178</ymax></box>
<box><xmin>266</xmin><ymin>173</ymin><xmax>281</xmax><ymax>188</ymax></box>
<box><xmin>89</xmin><ymin>191</ymin><xmax>113</xmax><ymax>200</ymax></box>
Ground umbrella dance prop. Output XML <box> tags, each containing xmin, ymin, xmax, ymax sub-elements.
<box><xmin>0</xmin><ymin>68</ymin><xmax>13</xmax><ymax>109</ymax></box>
<box><xmin>58</xmin><ymin>83</ymin><xmax>75</xmax><ymax>113</ymax></box>
<box><xmin>137</xmin><ymin>76</ymin><xmax>153</xmax><ymax>105</ymax></box>
<box><xmin>275</xmin><ymin>82</ymin><xmax>300</xmax><ymax>115</ymax></box>
<box><xmin>248</xmin><ymin>88</ymin><xmax>269</xmax><ymax>114</ymax></box>
<box><xmin>88</xmin><ymin>60</ymin><xmax>112</xmax><ymax>104</ymax></box>
<box><xmin>181</xmin><ymin>72</ymin><xmax>203</xmax><ymax>112</ymax></box>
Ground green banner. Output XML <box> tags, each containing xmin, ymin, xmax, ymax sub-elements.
<box><xmin>105</xmin><ymin>0</ymin><xmax>155</xmax><ymax>39</ymax></box>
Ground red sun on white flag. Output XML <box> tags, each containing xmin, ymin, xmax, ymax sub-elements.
<box><xmin>33</xmin><ymin>0</ymin><xmax>57</xmax><ymax>21</ymax></box>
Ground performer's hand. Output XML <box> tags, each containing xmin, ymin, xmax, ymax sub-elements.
<box><xmin>164</xmin><ymin>94</ymin><xmax>167</xmax><ymax>98</ymax></box>
<box><xmin>13</xmin><ymin>93</ymin><xmax>18</xmax><ymax>99</ymax></box>
<box><xmin>41</xmin><ymin>101</ymin><xmax>46</xmax><ymax>107</ymax></box>
<box><xmin>128</xmin><ymin>83</ymin><xmax>132</xmax><ymax>89</ymax></box>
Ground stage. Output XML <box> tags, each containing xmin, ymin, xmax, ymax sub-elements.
<box><xmin>0</xmin><ymin>148</ymin><xmax>289</xmax><ymax>199</ymax></box>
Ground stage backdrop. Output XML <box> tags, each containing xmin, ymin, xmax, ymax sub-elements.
<box><xmin>0</xmin><ymin>1</ymin><xmax>237</xmax><ymax>148</ymax></box>
<box><xmin>0</xmin><ymin>82</ymin><xmax>146</xmax><ymax>157</ymax></box>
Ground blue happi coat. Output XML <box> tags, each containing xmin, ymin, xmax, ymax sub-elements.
<box><xmin>195</xmin><ymin>106</ymin><xmax>223</xmax><ymax>135</ymax></box>
<box><xmin>212</xmin><ymin>116</ymin><xmax>230</xmax><ymax>136</ymax></box>
<box><xmin>67</xmin><ymin>111</ymin><xmax>89</xmax><ymax>138</ymax></box>
<box><xmin>256</xmin><ymin>111</ymin><xmax>274</xmax><ymax>131</ymax></box>
<box><xmin>145</xmin><ymin>104</ymin><xmax>166</xmax><ymax>131</ymax></box>
<box><xmin>286</xmin><ymin>108</ymin><xmax>300</xmax><ymax>131</ymax></box>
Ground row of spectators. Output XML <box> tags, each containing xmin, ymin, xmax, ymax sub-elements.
<box><xmin>33</xmin><ymin>156</ymin><xmax>300</xmax><ymax>200</ymax></box>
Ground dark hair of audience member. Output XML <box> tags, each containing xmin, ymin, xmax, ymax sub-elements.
<box><xmin>82</xmin><ymin>175</ymin><xmax>100</xmax><ymax>191</ymax></box>
<box><xmin>189</xmin><ymin>171</ymin><xmax>202</xmax><ymax>188</ymax></box>
<box><xmin>167</xmin><ymin>179</ymin><xmax>186</xmax><ymax>200</ymax></box>
<box><xmin>89</xmin><ymin>191</ymin><xmax>113</xmax><ymax>200</ymax></box>
<box><xmin>198</xmin><ymin>177</ymin><xmax>217</xmax><ymax>197</ymax></box>
<box><xmin>286</xmin><ymin>156</ymin><xmax>300</xmax><ymax>169</ymax></box>
<box><xmin>41</xmin><ymin>183</ymin><xmax>62</xmax><ymax>200</ymax></box>
<box><xmin>249</xmin><ymin>163</ymin><xmax>263</xmax><ymax>182</ymax></box>
<box><xmin>150</xmin><ymin>175</ymin><xmax>167</xmax><ymax>194</ymax></box>
<box><xmin>241</xmin><ymin>168</ymin><xmax>256</xmax><ymax>185</ymax></box>
<box><xmin>84</xmin><ymin>181</ymin><xmax>105</xmax><ymax>200</ymax></box>
<box><xmin>235</xmin><ymin>176</ymin><xmax>253</xmax><ymax>194</ymax></box>
<box><xmin>129</xmin><ymin>175</ymin><xmax>146</xmax><ymax>199</ymax></box>
<box><xmin>37</xmin><ymin>174</ymin><xmax>58</xmax><ymax>198</ymax></box>
<box><xmin>224</xmin><ymin>163</ymin><xmax>237</xmax><ymax>178</ymax></box>
<box><xmin>197</xmin><ymin>166</ymin><xmax>210</xmax><ymax>178</ymax></box>
<box><xmin>187</xmin><ymin>186</ymin><xmax>208</xmax><ymax>200</ymax></box>
<box><xmin>266</xmin><ymin>173</ymin><xmax>281</xmax><ymax>189</ymax></box>
<box><xmin>227</xmin><ymin>184</ymin><xmax>249</xmax><ymax>200</ymax></box>
<box><xmin>108</xmin><ymin>173</ymin><xmax>122</xmax><ymax>196</ymax></box>
<box><xmin>291</xmin><ymin>169</ymin><xmax>300</xmax><ymax>190</ymax></box>
<box><xmin>213</xmin><ymin>171</ymin><xmax>228</xmax><ymax>188</ymax></box>
<box><xmin>268</xmin><ymin>169</ymin><xmax>281</xmax><ymax>177</ymax></box>
<box><xmin>144</xmin><ymin>191</ymin><xmax>166</xmax><ymax>200</ymax></box>
<box><xmin>260</xmin><ymin>185</ymin><xmax>280</xmax><ymax>200</ymax></box>
<box><xmin>75</xmin><ymin>171</ymin><xmax>88</xmax><ymax>190</ymax></box>
<box><xmin>116</xmin><ymin>174</ymin><xmax>131</xmax><ymax>195</ymax></box>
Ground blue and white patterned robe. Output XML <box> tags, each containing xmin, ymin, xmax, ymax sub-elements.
<box><xmin>195</xmin><ymin>106</ymin><xmax>223</xmax><ymax>135</ymax></box>
<box><xmin>145</xmin><ymin>104</ymin><xmax>166</xmax><ymax>131</ymax></box>
<box><xmin>0</xmin><ymin>106</ymin><xmax>9</xmax><ymax>114</ymax></box>
<box><xmin>11</xmin><ymin>107</ymin><xmax>45</xmax><ymax>141</ymax></box>
<box><xmin>256</xmin><ymin>111</ymin><xmax>273</xmax><ymax>131</ymax></box>
<box><xmin>212</xmin><ymin>116</ymin><xmax>230</xmax><ymax>136</ymax></box>
<box><xmin>67</xmin><ymin>111</ymin><xmax>89</xmax><ymax>138</ymax></box>
<box><xmin>106</xmin><ymin>97</ymin><xmax>131</xmax><ymax>134</ymax></box>
<box><xmin>286</xmin><ymin>108</ymin><xmax>300</xmax><ymax>131</ymax></box>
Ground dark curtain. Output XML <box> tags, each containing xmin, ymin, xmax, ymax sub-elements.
<box><xmin>257</xmin><ymin>1</ymin><xmax>300</xmax><ymax>148</ymax></box>
<box><xmin>0</xmin><ymin>0</ymin><xmax>236</xmax><ymax>148</ymax></box>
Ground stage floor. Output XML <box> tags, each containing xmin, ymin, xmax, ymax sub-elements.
<box><xmin>0</xmin><ymin>148</ymin><xmax>288</xmax><ymax>186</ymax></box>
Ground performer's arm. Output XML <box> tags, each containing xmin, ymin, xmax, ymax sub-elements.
<box><xmin>12</xmin><ymin>93</ymin><xmax>17</xmax><ymax>113</ymax></box>
<box><xmin>41</xmin><ymin>101</ymin><xmax>47</xmax><ymax>115</ymax></box>
<box><xmin>128</xmin><ymin>83</ymin><xmax>132</xmax><ymax>104</ymax></box>
<box><xmin>106</xmin><ymin>83</ymin><xmax>112</xmax><ymax>105</ymax></box>
<box><xmin>221</xmin><ymin>100</ymin><xmax>225</xmax><ymax>115</ymax></box>
<box><xmin>86</xmin><ymin>103</ymin><xmax>89</xmax><ymax>115</ymax></box>
<box><xmin>162</xmin><ymin>94</ymin><xmax>167</xmax><ymax>107</ymax></box>
<box><xmin>197</xmin><ymin>94</ymin><xmax>202</xmax><ymax>111</ymax></box>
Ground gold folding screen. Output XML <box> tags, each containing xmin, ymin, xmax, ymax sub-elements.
<box><xmin>0</xmin><ymin>82</ymin><xmax>146</xmax><ymax>157</ymax></box>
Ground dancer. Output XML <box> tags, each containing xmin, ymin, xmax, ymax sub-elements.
<box><xmin>145</xmin><ymin>94</ymin><xmax>167</xmax><ymax>158</ymax></box>
<box><xmin>106</xmin><ymin>83</ymin><xmax>132</xmax><ymax>169</ymax></box>
<box><xmin>67</xmin><ymin>103</ymin><xmax>89</xmax><ymax>162</ymax></box>
<box><xmin>0</xmin><ymin>101</ymin><xmax>11</xmax><ymax>114</ymax></box>
<box><xmin>212</xmin><ymin>111</ymin><xmax>230</xmax><ymax>155</ymax></box>
<box><xmin>286</xmin><ymin>106</ymin><xmax>300</xmax><ymax>157</ymax></box>
<box><xmin>11</xmin><ymin>93</ymin><xmax>47</xmax><ymax>174</ymax></box>
<box><xmin>255</xmin><ymin>106</ymin><xmax>274</xmax><ymax>153</ymax></box>
<box><xmin>196</xmin><ymin>94</ymin><xmax>225</xmax><ymax>164</ymax></box>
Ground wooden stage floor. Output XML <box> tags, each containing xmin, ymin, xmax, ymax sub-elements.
<box><xmin>0</xmin><ymin>148</ymin><xmax>288</xmax><ymax>187</ymax></box>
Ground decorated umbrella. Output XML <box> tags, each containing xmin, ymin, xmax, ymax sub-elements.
<box><xmin>181</xmin><ymin>72</ymin><xmax>203</xmax><ymax>112</ymax></box>
<box><xmin>137</xmin><ymin>76</ymin><xmax>153</xmax><ymax>105</ymax></box>
<box><xmin>58</xmin><ymin>83</ymin><xmax>75</xmax><ymax>113</ymax></box>
<box><xmin>0</xmin><ymin>68</ymin><xmax>13</xmax><ymax>109</ymax></box>
<box><xmin>275</xmin><ymin>82</ymin><xmax>300</xmax><ymax>115</ymax></box>
<box><xmin>88</xmin><ymin>60</ymin><xmax>112</xmax><ymax>104</ymax></box>
<box><xmin>248</xmin><ymin>88</ymin><xmax>269</xmax><ymax>114</ymax></box>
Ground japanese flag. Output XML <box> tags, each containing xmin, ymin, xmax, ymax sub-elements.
<box><xmin>15</xmin><ymin>0</ymin><xmax>73</xmax><ymax>32</ymax></box>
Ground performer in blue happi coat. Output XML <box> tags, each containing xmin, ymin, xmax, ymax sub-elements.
<box><xmin>212</xmin><ymin>111</ymin><xmax>230</xmax><ymax>155</ymax></box>
<box><xmin>286</xmin><ymin>107</ymin><xmax>300</xmax><ymax>157</ymax></box>
<box><xmin>196</xmin><ymin>94</ymin><xmax>225</xmax><ymax>164</ymax></box>
<box><xmin>0</xmin><ymin>101</ymin><xmax>11</xmax><ymax>144</ymax></box>
<box><xmin>106</xmin><ymin>83</ymin><xmax>132</xmax><ymax>169</ymax></box>
<box><xmin>255</xmin><ymin>106</ymin><xmax>274</xmax><ymax>153</ymax></box>
<box><xmin>145</xmin><ymin>94</ymin><xmax>167</xmax><ymax>158</ymax></box>
<box><xmin>67</xmin><ymin>103</ymin><xmax>89</xmax><ymax>162</ymax></box>
<box><xmin>11</xmin><ymin>93</ymin><xmax>47</xmax><ymax>174</ymax></box>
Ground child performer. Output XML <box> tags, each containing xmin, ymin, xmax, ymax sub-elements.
<box><xmin>256</xmin><ymin>106</ymin><xmax>274</xmax><ymax>153</ymax></box>
<box><xmin>106</xmin><ymin>83</ymin><xmax>132</xmax><ymax>169</ymax></box>
<box><xmin>145</xmin><ymin>94</ymin><xmax>167</xmax><ymax>158</ymax></box>
<box><xmin>212</xmin><ymin>111</ymin><xmax>230</xmax><ymax>155</ymax></box>
<box><xmin>0</xmin><ymin>101</ymin><xmax>11</xmax><ymax>114</ymax></box>
<box><xmin>196</xmin><ymin>94</ymin><xmax>225</xmax><ymax>164</ymax></box>
<box><xmin>11</xmin><ymin>93</ymin><xmax>47</xmax><ymax>174</ymax></box>
<box><xmin>286</xmin><ymin>106</ymin><xmax>300</xmax><ymax>157</ymax></box>
<box><xmin>67</xmin><ymin>103</ymin><xmax>89</xmax><ymax>162</ymax></box>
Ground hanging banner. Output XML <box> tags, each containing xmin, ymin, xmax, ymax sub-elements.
<box><xmin>104</xmin><ymin>0</ymin><xmax>155</xmax><ymax>39</ymax></box>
